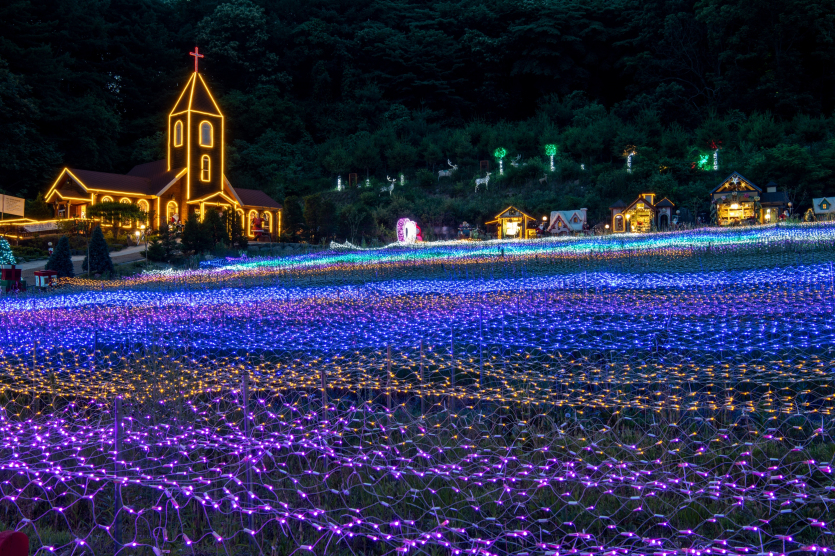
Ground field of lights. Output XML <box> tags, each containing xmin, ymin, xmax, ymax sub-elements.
<box><xmin>1</xmin><ymin>224</ymin><xmax>835</xmax><ymax>556</ymax></box>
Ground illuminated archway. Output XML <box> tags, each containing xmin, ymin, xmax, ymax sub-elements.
<box><xmin>100</xmin><ymin>196</ymin><xmax>113</xmax><ymax>203</ymax></box>
<box><xmin>137</xmin><ymin>199</ymin><xmax>150</xmax><ymax>226</ymax></box>
<box><xmin>262</xmin><ymin>212</ymin><xmax>271</xmax><ymax>235</ymax></box>
<box><xmin>167</xmin><ymin>201</ymin><xmax>179</xmax><ymax>225</ymax></box>
<box><xmin>248</xmin><ymin>209</ymin><xmax>258</xmax><ymax>237</ymax></box>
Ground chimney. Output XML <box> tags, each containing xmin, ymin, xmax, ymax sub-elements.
<box><xmin>767</xmin><ymin>186</ymin><xmax>777</xmax><ymax>193</ymax></box>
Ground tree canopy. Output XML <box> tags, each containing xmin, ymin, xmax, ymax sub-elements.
<box><xmin>3</xmin><ymin>0</ymin><xmax>835</xmax><ymax>238</ymax></box>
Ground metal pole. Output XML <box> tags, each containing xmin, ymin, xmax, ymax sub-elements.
<box><xmin>420</xmin><ymin>340</ymin><xmax>425</xmax><ymax>415</ymax></box>
<box><xmin>450</xmin><ymin>325</ymin><xmax>455</xmax><ymax>412</ymax></box>
<box><xmin>114</xmin><ymin>397</ymin><xmax>122</xmax><ymax>552</ymax></box>
<box><xmin>386</xmin><ymin>344</ymin><xmax>392</xmax><ymax>411</ymax></box>
<box><xmin>241</xmin><ymin>371</ymin><xmax>256</xmax><ymax>550</ymax></box>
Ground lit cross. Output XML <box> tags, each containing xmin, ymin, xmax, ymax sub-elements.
<box><xmin>190</xmin><ymin>47</ymin><xmax>204</xmax><ymax>73</ymax></box>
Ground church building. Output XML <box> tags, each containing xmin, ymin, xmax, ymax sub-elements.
<box><xmin>43</xmin><ymin>48</ymin><xmax>282</xmax><ymax>239</ymax></box>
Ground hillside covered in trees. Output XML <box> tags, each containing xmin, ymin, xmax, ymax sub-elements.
<box><xmin>2</xmin><ymin>0</ymin><xmax>835</xmax><ymax>241</ymax></box>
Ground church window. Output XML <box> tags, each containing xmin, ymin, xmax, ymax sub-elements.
<box><xmin>200</xmin><ymin>121</ymin><xmax>213</xmax><ymax>147</ymax></box>
<box><xmin>174</xmin><ymin>121</ymin><xmax>183</xmax><ymax>147</ymax></box>
<box><xmin>100</xmin><ymin>196</ymin><xmax>113</xmax><ymax>203</ymax></box>
<box><xmin>167</xmin><ymin>201</ymin><xmax>179</xmax><ymax>223</ymax></box>
<box><xmin>137</xmin><ymin>200</ymin><xmax>149</xmax><ymax>225</ymax></box>
<box><xmin>201</xmin><ymin>155</ymin><xmax>211</xmax><ymax>181</ymax></box>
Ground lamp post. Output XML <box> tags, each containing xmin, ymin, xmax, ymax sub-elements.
<box><xmin>787</xmin><ymin>202</ymin><xmax>793</xmax><ymax>218</ymax></box>
<box><xmin>625</xmin><ymin>213</ymin><xmax>631</xmax><ymax>233</ymax></box>
<box><xmin>140</xmin><ymin>224</ymin><xmax>147</xmax><ymax>266</ymax></box>
<box><xmin>605</xmin><ymin>223</ymin><xmax>610</xmax><ymax>235</ymax></box>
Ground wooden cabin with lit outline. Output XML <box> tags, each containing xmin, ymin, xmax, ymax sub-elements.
<box><xmin>40</xmin><ymin>48</ymin><xmax>282</xmax><ymax>239</ymax></box>
<box><xmin>609</xmin><ymin>193</ymin><xmax>674</xmax><ymax>233</ymax></box>
<box><xmin>710</xmin><ymin>172</ymin><xmax>788</xmax><ymax>225</ymax></box>
<box><xmin>486</xmin><ymin>206</ymin><xmax>538</xmax><ymax>239</ymax></box>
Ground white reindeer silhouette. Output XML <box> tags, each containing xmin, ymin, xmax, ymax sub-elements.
<box><xmin>380</xmin><ymin>176</ymin><xmax>396</xmax><ymax>195</ymax></box>
<box><xmin>474</xmin><ymin>172</ymin><xmax>491</xmax><ymax>192</ymax></box>
<box><xmin>438</xmin><ymin>159</ymin><xmax>458</xmax><ymax>181</ymax></box>
<box><xmin>510</xmin><ymin>154</ymin><xmax>522</xmax><ymax>167</ymax></box>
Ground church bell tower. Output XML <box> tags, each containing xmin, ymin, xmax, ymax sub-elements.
<box><xmin>167</xmin><ymin>47</ymin><xmax>225</xmax><ymax>203</ymax></box>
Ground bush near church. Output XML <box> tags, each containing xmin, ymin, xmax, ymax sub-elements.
<box><xmin>44</xmin><ymin>235</ymin><xmax>74</xmax><ymax>278</ymax></box>
<box><xmin>82</xmin><ymin>225</ymin><xmax>114</xmax><ymax>276</ymax></box>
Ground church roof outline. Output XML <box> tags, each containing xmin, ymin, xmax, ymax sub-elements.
<box><xmin>169</xmin><ymin>72</ymin><xmax>223</xmax><ymax>117</ymax></box>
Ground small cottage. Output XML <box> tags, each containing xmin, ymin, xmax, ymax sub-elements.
<box><xmin>813</xmin><ymin>197</ymin><xmax>835</xmax><ymax>221</ymax></box>
<box><xmin>710</xmin><ymin>172</ymin><xmax>788</xmax><ymax>225</ymax></box>
<box><xmin>486</xmin><ymin>206</ymin><xmax>538</xmax><ymax>239</ymax></box>
<box><xmin>609</xmin><ymin>193</ymin><xmax>675</xmax><ymax>233</ymax></box>
<box><xmin>547</xmin><ymin>209</ymin><xmax>587</xmax><ymax>235</ymax></box>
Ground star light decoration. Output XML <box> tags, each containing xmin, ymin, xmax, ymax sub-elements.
<box><xmin>2</xmin><ymin>223</ymin><xmax>835</xmax><ymax>556</ymax></box>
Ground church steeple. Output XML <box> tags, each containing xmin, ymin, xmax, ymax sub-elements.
<box><xmin>167</xmin><ymin>48</ymin><xmax>224</xmax><ymax>203</ymax></box>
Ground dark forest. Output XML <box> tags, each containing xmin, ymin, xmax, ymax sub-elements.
<box><xmin>2</xmin><ymin>0</ymin><xmax>835</xmax><ymax>241</ymax></box>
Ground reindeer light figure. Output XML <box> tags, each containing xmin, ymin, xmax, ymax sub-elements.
<box><xmin>381</xmin><ymin>175</ymin><xmax>396</xmax><ymax>195</ymax></box>
<box><xmin>510</xmin><ymin>154</ymin><xmax>522</xmax><ymax>168</ymax></box>
<box><xmin>438</xmin><ymin>159</ymin><xmax>458</xmax><ymax>181</ymax></box>
<box><xmin>474</xmin><ymin>172</ymin><xmax>491</xmax><ymax>192</ymax></box>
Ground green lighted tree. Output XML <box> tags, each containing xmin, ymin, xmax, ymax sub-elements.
<box><xmin>45</xmin><ymin>235</ymin><xmax>74</xmax><ymax>277</ymax></box>
<box><xmin>544</xmin><ymin>144</ymin><xmax>557</xmax><ymax>171</ymax></box>
<box><xmin>0</xmin><ymin>238</ymin><xmax>16</xmax><ymax>265</ymax></box>
<box><xmin>493</xmin><ymin>147</ymin><xmax>507</xmax><ymax>175</ymax></box>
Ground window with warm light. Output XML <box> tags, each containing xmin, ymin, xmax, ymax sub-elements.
<box><xmin>201</xmin><ymin>155</ymin><xmax>211</xmax><ymax>181</ymax></box>
<box><xmin>200</xmin><ymin>121</ymin><xmax>213</xmax><ymax>147</ymax></box>
<box><xmin>174</xmin><ymin>121</ymin><xmax>183</xmax><ymax>147</ymax></box>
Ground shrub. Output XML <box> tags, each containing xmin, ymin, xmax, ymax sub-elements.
<box><xmin>44</xmin><ymin>235</ymin><xmax>74</xmax><ymax>277</ymax></box>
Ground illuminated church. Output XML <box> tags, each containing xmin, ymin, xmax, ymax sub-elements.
<box><xmin>43</xmin><ymin>49</ymin><xmax>282</xmax><ymax>238</ymax></box>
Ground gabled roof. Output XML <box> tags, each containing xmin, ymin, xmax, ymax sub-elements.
<box><xmin>655</xmin><ymin>197</ymin><xmax>675</xmax><ymax>208</ymax></box>
<box><xmin>711</xmin><ymin>171</ymin><xmax>760</xmax><ymax>194</ymax></box>
<box><xmin>813</xmin><ymin>198</ymin><xmax>835</xmax><ymax>214</ymax></box>
<box><xmin>609</xmin><ymin>199</ymin><xmax>627</xmax><ymax>209</ymax></box>
<box><xmin>170</xmin><ymin>72</ymin><xmax>222</xmax><ymax>116</ymax></box>
<box><xmin>623</xmin><ymin>195</ymin><xmax>656</xmax><ymax>214</ymax></box>
<box><xmin>235</xmin><ymin>188</ymin><xmax>282</xmax><ymax>209</ymax></box>
<box><xmin>548</xmin><ymin>210</ymin><xmax>586</xmax><ymax>232</ymax></box>
<box><xmin>127</xmin><ymin>160</ymin><xmax>185</xmax><ymax>195</ymax></box>
<box><xmin>492</xmin><ymin>206</ymin><xmax>536</xmax><ymax>220</ymax></box>
<box><xmin>69</xmin><ymin>168</ymin><xmax>152</xmax><ymax>195</ymax></box>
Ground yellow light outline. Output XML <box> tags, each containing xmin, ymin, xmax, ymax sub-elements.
<box><xmin>247</xmin><ymin>209</ymin><xmax>258</xmax><ymax>237</ymax></box>
<box><xmin>100</xmin><ymin>196</ymin><xmax>114</xmax><ymax>203</ymax></box>
<box><xmin>199</xmin><ymin>120</ymin><xmax>213</xmax><ymax>147</ymax></box>
<box><xmin>200</xmin><ymin>155</ymin><xmax>211</xmax><ymax>182</ymax></box>
<box><xmin>166</xmin><ymin>200</ymin><xmax>178</xmax><ymax>224</ymax></box>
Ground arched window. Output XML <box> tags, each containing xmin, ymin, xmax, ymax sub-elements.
<box><xmin>201</xmin><ymin>155</ymin><xmax>211</xmax><ymax>181</ymax></box>
<box><xmin>263</xmin><ymin>212</ymin><xmax>271</xmax><ymax>233</ymax></box>
<box><xmin>248</xmin><ymin>209</ymin><xmax>258</xmax><ymax>237</ymax></box>
<box><xmin>137</xmin><ymin>200</ymin><xmax>150</xmax><ymax>226</ymax></box>
<box><xmin>120</xmin><ymin>198</ymin><xmax>132</xmax><ymax>227</ymax></box>
<box><xmin>174</xmin><ymin>120</ymin><xmax>183</xmax><ymax>147</ymax></box>
<box><xmin>199</xmin><ymin>121</ymin><xmax>213</xmax><ymax>147</ymax></box>
<box><xmin>614</xmin><ymin>214</ymin><xmax>624</xmax><ymax>232</ymax></box>
<box><xmin>167</xmin><ymin>201</ymin><xmax>179</xmax><ymax>224</ymax></box>
<box><xmin>100</xmin><ymin>196</ymin><xmax>113</xmax><ymax>203</ymax></box>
